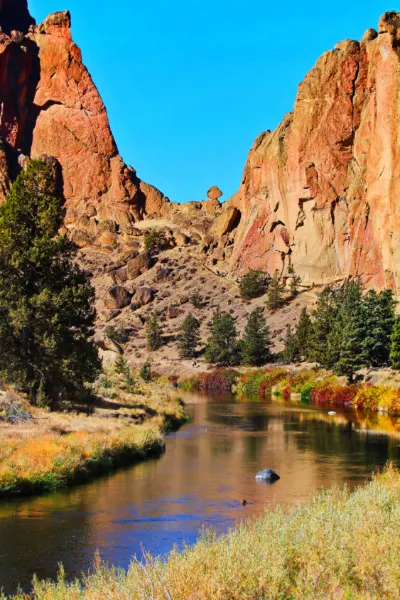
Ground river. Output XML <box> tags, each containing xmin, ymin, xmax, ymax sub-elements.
<box><xmin>1</xmin><ymin>392</ymin><xmax>400</xmax><ymax>594</ymax></box>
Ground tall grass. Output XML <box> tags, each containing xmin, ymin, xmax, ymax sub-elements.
<box><xmin>0</xmin><ymin>426</ymin><xmax>164</xmax><ymax>496</ymax></box>
<box><xmin>5</xmin><ymin>466</ymin><xmax>400</xmax><ymax>599</ymax></box>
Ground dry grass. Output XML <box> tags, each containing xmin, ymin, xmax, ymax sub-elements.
<box><xmin>4</xmin><ymin>465</ymin><xmax>400</xmax><ymax>599</ymax></box>
<box><xmin>0</xmin><ymin>374</ymin><xmax>186</xmax><ymax>497</ymax></box>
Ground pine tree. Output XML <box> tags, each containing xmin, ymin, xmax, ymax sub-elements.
<box><xmin>288</xmin><ymin>265</ymin><xmax>302</xmax><ymax>297</ymax></box>
<box><xmin>205</xmin><ymin>309</ymin><xmax>239</xmax><ymax>366</ymax></box>
<box><xmin>115</xmin><ymin>354</ymin><xmax>129</xmax><ymax>375</ymax></box>
<box><xmin>146</xmin><ymin>312</ymin><xmax>163</xmax><ymax>351</ymax></box>
<box><xmin>334</xmin><ymin>304</ymin><xmax>366</xmax><ymax>382</ymax></box>
<box><xmin>178</xmin><ymin>314</ymin><xmax>201</xmax><ymax>359</ymax></box>
<box><xmin>283</xmin><ymin>325</ymin><xmax>299</xmax><ymax>363</ymax></box>
<box><xmin>361</xmin><ymin>289</ymin><xmax>396</xmax><ymax>366</ymax></box>
<box><xmin>308</xmin><ymin>286</ymin><xmax>338</xmax><ymax>366</ymax></box>
<box><xmin>0</xmin><ymin>159</ymin><xmax>100</xmax><ymax>405</ymax></box>
<box><xmin>139</xmin><ymin>361</ymin><xmax>152</xmax><ymax>382</ymax></box>
<box><xmin>241</xmin><ymin>308</ymin><xmax>271</xmax><ymax>366</ymax></box>
<box><xmin>266</xmin><ymin>270</ymin><xmax>285</xmax><ymax>311</ymax></box>
<box><xmin>239</xmin><ymin>270</ymin><xmax>269</xmax><ymax>300</ymax></box>
<box><xmin>295</xmin><ymin>308</ymin><xmax>313</xmax><ymax>361</ymax></box>
<box><xmin>390</xmin><ymin>319</ymin><xmax>400</xmax><ymax>369</ymax></box>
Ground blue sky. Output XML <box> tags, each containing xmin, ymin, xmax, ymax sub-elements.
<box><xmin>30</xmin><ymin>1</ymin><xmax>393</xmax><ymax>203</ymax></box>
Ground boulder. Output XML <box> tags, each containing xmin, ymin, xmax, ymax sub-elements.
<box><xmin>127</xmin><ymin>251</ymin><xmax>155</xmax><ymax>279</ymax></box>
<box><xmin>103</xmin><ymin>286</ymin><xmax>131</xmax><ymax>310</ymax></box>
<box><xmin>255</xmin><ymin>469</ymin><xmax>280</xmax><ymax>482</ymax></box>
<box><xmin>132</xmin><ymin>287</ymin><xmax>154</xmax><ymax>307</ymax></box>
<box><xmin>209</xmin><ymin>207</ymin><xmax>240</xmax><ymax>238</ymax></box>
<box><xmin>207</xmin><ymin>185</ymin><xmax>223</xmax><ymax>201</ymax></box>
<box><xmin>174</xmin><ymin>230</ymin><xmax>190</xmax><ymax>246</ymax></box>
<box><xmin>114</xmin><ymin>266</ymin><xmax>128</xmax><ymax>284</ymax></box>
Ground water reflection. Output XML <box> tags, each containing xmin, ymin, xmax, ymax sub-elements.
<box><xmin>1</xmin><ymin>393</ymin><xmax>400</xmax><ymax>594</ymax></box>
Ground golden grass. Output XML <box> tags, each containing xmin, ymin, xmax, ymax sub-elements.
<box><xmin>4</xmin><ymin>465</ymin><xmax>400</xmax><ymax>599</ymax></box>
<box><xmin>0</xmin><ymin>373</ymin><xmax>187</xmax><ymax>496</ymax></box>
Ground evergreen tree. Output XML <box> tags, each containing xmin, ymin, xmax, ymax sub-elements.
<box><xmin>327</xmin><ymin>279</ymin><xmax>365</xmax><ymax>373</ymax></box>
<box><xmin>288</xmin><ymin>265</ymin><xmax>302</xmax><ymax>297</ymax></box>
<box><xmin>295</xmin><ymin>308</ymin><xmax>313</xmax><ymax>361</ymax></box>
<box><xmin>205</xmin><ymin>309</ymin><xmax>239</xmax><ymax>366</ymax></box>
<box><xmin>308</xmin><ymin>286</ymin><xmax>338</xmax><ymax>366</ymax></box>
<box><xmin>361</xmin><ymin>289</ymin><xmax>396</xmax><ymax>366</ymax></box>
<box><xmin>334</xmin><ymin>304</ymin><xmax>366</xmax><ymax>382</ymax></box>
<box><xmin>146</xmin><ymin>312</ymin><xmax>163</xmax><ymax>351</ymax></box>
<box><xmin>0</xmin><ymin>159</ymin><xmax>100</xmax><ymax>405</ymax></box>
<box><xmin>139</xmin><ymin>361</ymin><xmax>152</xmax><ymax>382</ymax></box>
<box><xmin>266</xmin><ymin>270</ymin><xmax>285</xmax><ymax>311</ymax></box>
<box><xmin>241</xmin><ymin>308</ymin><xmax>271</xmax><ymax>366</ymax></box>
<box><xmin>283</xmin><ymin>325</ymin><xmax>300</xmax><ymax>363</ymax></box>
<box><xmin>115</xmin><ymin>354</ymin><xmax>129</xmax><ymax>375</ymax></box>
<box><xmin>239</xmin><ymin>270</ymin><xmax>269</xmax><ymax>300</ymax></box>
<box><xmin>390</xmin><ymin>319</ymin><xmax>400</xmax><ymax>369</ymax></box>
<box><xmin>178</xmin><ymin>314</ymin><xmax>201</xmax><ymax>359</ymax></box>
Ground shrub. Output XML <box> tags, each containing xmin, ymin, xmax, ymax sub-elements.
<box><xmin>140</xmin><ymin>362</ymin><xmax>152</xmax><ymax>382</ymax></box>
<box><xmin>144</xmin><ymin>229</ymin><xmax>168</xmax><ymax>254</ymax></box>
<box><xmin>191</xmin><ymin>291</ymin><xmax>204</xmax><ymax>309</ymax></box>
<box><xmin>104</xmin><ymin>325</ymin><xmax>129</xmax><ymax>344</ymax></box>
<box><xmin>354</xmin><ymin>385</ymin><xmax>400</xmax><ymax>414</ymax></box>
<box><xmin>239</xmin><ymin>270</ymin><xmax>269</xmax><ymax>299</ymax></box>
<box><xmin>199</xmin><ymin>369</ymin><xmax>239</xmax><ymax>392</ymax></box>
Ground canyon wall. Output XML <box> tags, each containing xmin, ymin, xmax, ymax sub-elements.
<box><xmin>228</xmin><ymin>12</ymin><xmax>400</xmax><ymax>292</ymax></box>
<box><xmin>0</xmin><ymin>2</ymin><xmax>168</xmax><ymax>245</ymax></box>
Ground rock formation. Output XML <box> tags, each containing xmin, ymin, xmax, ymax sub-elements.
<box><xmin>228</xmin><ymin>11</ymin><xmax>400</xmax><ymax>293</ymax></box>
<box><xmin>0</xmin><ymin>4</ymin><xmax>169</xmax><ymax>243</ymax></box>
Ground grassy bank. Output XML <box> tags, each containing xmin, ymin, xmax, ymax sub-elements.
<box><xmin>178</xmin><ymin>366</ymin><xmax>400</xmax><ymax>416</ymax></box>
<box><xmin>4</xmin><ymin>466</ymin><xmax>400</xmax><ymax>599</ymax></box>
<box><xmin>0</xmin><ymin>376</ymin><xmax>187</xmax><ymax>497</ymax></box>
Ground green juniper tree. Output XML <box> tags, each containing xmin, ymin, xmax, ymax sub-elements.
<box><xmin>361</xmin><ymin>289</ymin><xmax>396</xmax><ymax>366</ymax></box>
<box><xmin>178</xmin><ymin>314</ymin><xmax>201</xmax><ymax>359</ymax></box>
<box><xmin>139</xmin><ymin>361</ymin><xmax>152</xmax><ymax>382</ymax></box>
<box><xmin>146</xmin><ymin>312</ymin><xmax>163</xmax><ymax>351</ymax></box>
<box><xmin>115</xmin><ymin>354</ymin><xmax>129</xmax><ymax>375</ymax></box>
<box><xmin>288</xmin><ymin>265</ymin><xmax>302</xmax><ymax>298</ymax></box>
<box><xmin>295</xmin><ymin>308</ymin><xmax>313</xmax><ymax>361</ymax></box>
<box><xmin>266</xmin><ymin>270</ymin><xmax>285</xmax><ymax>311</ymax></box>
<box><xmin>0</xmin><ymin>159</ymin><xmax>101</xmax><ymax>405</ymax></box>
<box><xmin>390</xmin><ymin>318</ymin><xmax>400</xmax><ymax>369</ymax></box>
<box><xmin>205</xmin><ymin>309</ymin><xmax>239</xmax><ymax>366</ymax></box>
<box><xmin>283</xmin><ymin>325</ymin><xmax>300</xmax><ymax>363</ymax></box>
<box><xmin>241</xmin><ymin>308</ymin><xmax>271</xmax><ymax>366</ymax></box>
<box><xmin>239</xmin><ymin>270</ymin><xmax>269</xmax><ymax>300</ymax></box>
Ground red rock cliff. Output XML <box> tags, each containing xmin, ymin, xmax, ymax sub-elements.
<box><xmin>0</xmin><ymin>4</ymin><xmax>168</xmax><ymax>242</ymax></box>
<box><xmin>228</xmin><ymin>12</ymin><xmax>400</xmax><ymax>292</ymax></box>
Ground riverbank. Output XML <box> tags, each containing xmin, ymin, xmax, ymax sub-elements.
<box><xmin>0</xmin><ymin>375</ymin><xmax>187</xmax><ymax>497</ymax></box>
<box><xmin>3</xmin><ymin>465</ymin><xmax>400</xmax><ymax>599</ymax></box>
<box><xmin>178</xmin><ymin>365</ymin><xmax>400</xmax><ymax>416</ymax></box>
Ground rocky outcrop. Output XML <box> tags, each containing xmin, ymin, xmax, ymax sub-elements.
<box><xmin>0</xmin><ymin>5</ymin><xmax>168</xmax><ymax>235</ymax></box>
<box><xmin>228</xmin><ymin>12</ymin><xmax>400</xmax><ymax>293</ymax></box>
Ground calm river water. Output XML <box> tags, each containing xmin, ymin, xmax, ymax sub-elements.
<box><xmin>1</xmin><ymin>392</ymin><xmax>400</xmax><ymax>594</ymax></box>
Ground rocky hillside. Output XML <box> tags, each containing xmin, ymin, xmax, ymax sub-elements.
<box><xmin>1</xmin><ymin>3</ymin><xmax>400</xmax><ymax>370</ymax></box>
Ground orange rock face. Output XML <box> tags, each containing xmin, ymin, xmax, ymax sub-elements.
<box><xmin>228</xmin><ymin>12</ymin><xmax>400</xmax><ymax>292</ymax></box>
<box><xmin>0</xmin><ymin>5</ymin><xmax>164</xmax><ymax>232</ymax></box>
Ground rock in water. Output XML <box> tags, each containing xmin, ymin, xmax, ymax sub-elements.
<box><xmin>255</xmin><ymin>469</ymin><xmax>280</xmax><ymax>482</ymax></box>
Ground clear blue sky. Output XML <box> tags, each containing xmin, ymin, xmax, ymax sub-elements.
<box><xmin>30</xmin><ymin>1</ymin><xmax>394</xmax><ymax>203</ymax></box>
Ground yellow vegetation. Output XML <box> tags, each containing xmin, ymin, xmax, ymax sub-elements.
<box><xmin>4</xmin><ymin>466</ymin><xmax>400</xmax><ymax>599</ymax></box>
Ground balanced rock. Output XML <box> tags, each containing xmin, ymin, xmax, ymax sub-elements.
<box><xmin>207</xmin><ymin>186</ymin><xmax>223</xmax><ymax>201</ymax></box>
